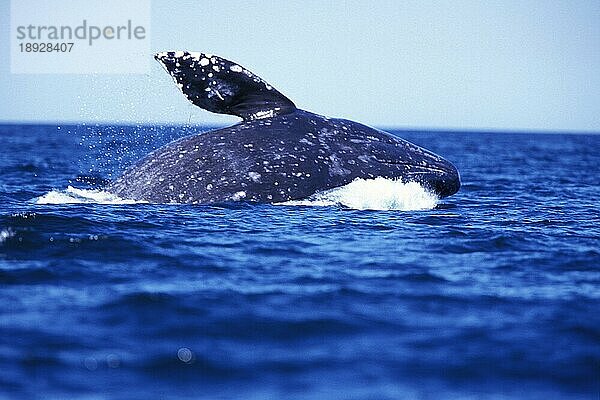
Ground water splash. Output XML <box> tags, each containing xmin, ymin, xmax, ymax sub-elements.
<box><xmin>281</xmin><ymin>177</ymin><xmax>439</xmax><ymax>211</ymax></box>
<box><xmin>34</xmin><ymin>186</ymin><xmax>145</xmax><ymax>205</ymax></box>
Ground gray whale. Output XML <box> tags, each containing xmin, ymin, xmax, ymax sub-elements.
<box><xmin>107</xmin><ymin>51</ymin><xmax>460</xmax><ymax>203</ymax></box>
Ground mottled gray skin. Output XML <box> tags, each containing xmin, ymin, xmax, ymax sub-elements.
<box><xmin>107</xmin><ymin>52</ymin><xmax>460</xmax><ymax>203</ymax></box>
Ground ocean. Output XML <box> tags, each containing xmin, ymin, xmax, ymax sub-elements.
<box><xmin>0</xmin><ymin>123</ymin><xmax>598</xmax><ymax>399</ymax></box>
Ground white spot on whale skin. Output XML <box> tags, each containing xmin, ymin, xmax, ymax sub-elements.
<box><xmin>230</xmin><ymin>64</ymin><xmax>243</xmax><ymax>72</ymax></box>
<box><xmin>248</xmin><ymin>171</ymin><xmax>262</xmax><ymax>182</ymax></box>
<box><xmin>249</xmin><ymin>110</ymin><xmax>275</xmax><ymax>120</ymax></box>
<box><xmin>206</xmin><ymin>184</ymin><xmax>213</xmax><ymax>190</ymax></box>
<box><xmin>231</xmin><ymin>191</ymin><xmax>247</xmax><ymax>201</ymax></box>
<box><xmin>174</xmin><ymin>50</ymin><xmax>185</xmax><ymax>57</ymax></box>
<box><xmin>200</xmin><ymin>58</ymin><xmax>210</xmax><ymax>66</ymax></box>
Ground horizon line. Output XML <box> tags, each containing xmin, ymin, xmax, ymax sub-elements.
<box><xmin>0</xmin><ymin>120</ymin><xmax>598</xmax><ymax>136</ymax></box>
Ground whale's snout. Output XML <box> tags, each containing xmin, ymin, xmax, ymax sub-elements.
<box><xmin>385</xmin><ymin>140</ymin><xmax>461</xmax><ymax>198</ymax></box>
<box><xmin>414</xmin><ymin>153</ymin><xmax>461</xmax><ymax>198</ymax></box>
<box><xmin>424</xmin><ymin>161</ymin><xmax>461</xmax><ymax>198</ymax></box>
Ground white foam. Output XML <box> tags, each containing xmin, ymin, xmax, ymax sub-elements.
<box><xmin>35</xmin><ymin>186</ymin><xmax>145</xmax><ymax>205</ymax></box>
<box><xmin>280</xmin><ymin>177</ymin><xmax>438</xmax><ymax>211</ymax></box>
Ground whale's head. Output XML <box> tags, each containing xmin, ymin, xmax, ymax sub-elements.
<box><xmin>369</xmin><ymin>135</ymin><xmax>461</xmax><ymax>198</ymax></box>
<box><xmin>406</xmin><ymin>145</ymin><xmax>460</xmax><ymax>198</ymax></box>
<box><xmin>420</xmin><ymin>156</ymin><xmax>461</xmax><ymax>198</ymax></box>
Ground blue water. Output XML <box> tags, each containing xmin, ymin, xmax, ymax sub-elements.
<box><xmin>1</xmin><ymin>124</ymin><xmax>599</xmax><ymax>399</ymax></box>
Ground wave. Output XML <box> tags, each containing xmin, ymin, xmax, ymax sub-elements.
<box><xmin>281</xmin><ymin>177</ymin><xmax>438</xmax><ymax>211</ymax></box>
<box><xmin>33</xmin><ymin>178</ymin><xmax>438</xmax><ymax>210</ymax></box>
<box><xmin>34</xmin><ymin>186</ymin><xmax>145</xmax><ymax>205</ymax></box>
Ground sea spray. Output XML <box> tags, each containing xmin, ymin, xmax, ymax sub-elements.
<box><xmin>281</xmin><ymin>177</ymin><xmax>438</xmax><ymax>211</ymax></box>
<box><xmin>35</xmin><ymin>186</ymin><xmax>144</xmax><ymax>205</ymax></box>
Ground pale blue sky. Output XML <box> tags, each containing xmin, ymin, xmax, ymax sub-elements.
<box><xmin>1</xmin><ymin>0</ymin><xmax>599</xmax><ymax>131</ymax></box>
